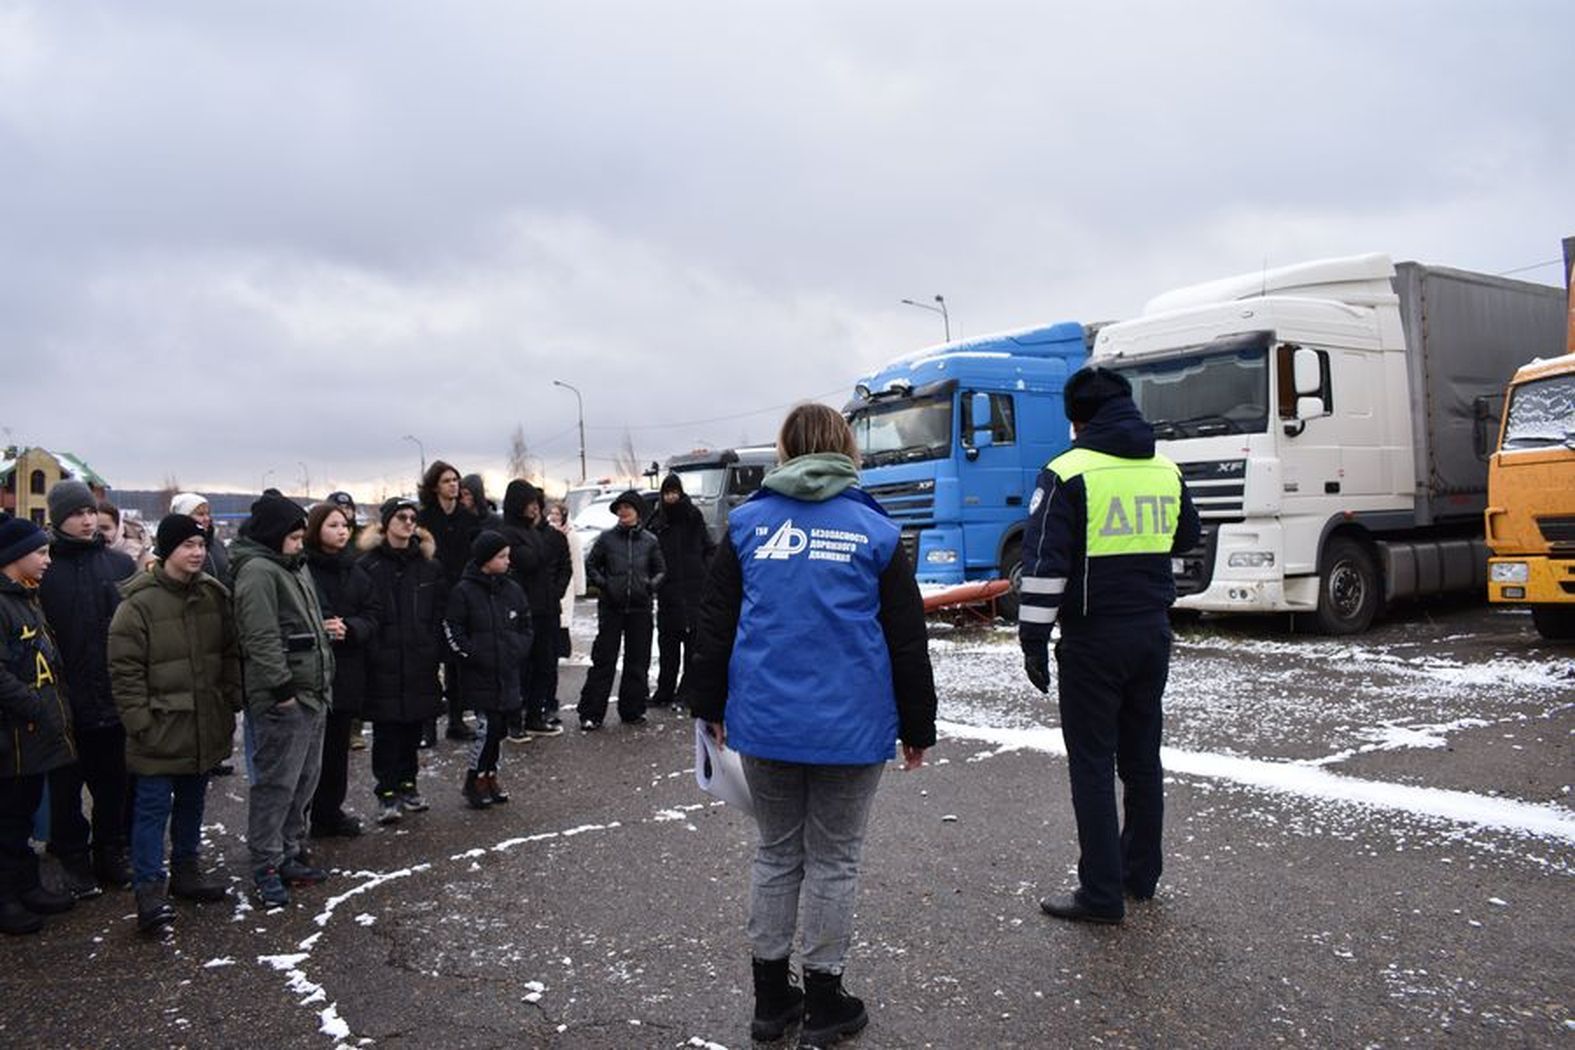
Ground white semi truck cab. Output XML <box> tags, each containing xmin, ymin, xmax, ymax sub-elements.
<box><xmin>1093</xmin><ymin>254</ymin><xmax>1565</xmax><ymax>633</ymax></box>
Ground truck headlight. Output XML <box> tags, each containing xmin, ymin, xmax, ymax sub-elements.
<box><xmin>925</xmin><ymin>549</ymin><xmax>958</xmax><ymax>565</ymax></box>
<box><xmin>1490</xmin><ymin>562</ymin><xmax>1529</xmax><ymax>583</ymax></box>
<box><xmin>1227</xmin><ymin>551</ymin><xmax>1275</xmax><ymax>568</ymax></box>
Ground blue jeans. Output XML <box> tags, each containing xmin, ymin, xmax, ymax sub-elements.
<box><xmin>741</xmin><ymin>756</ymin><xmax>885</xmax><ymax>973</ymax></box>
<box><xmin>132</xmin><ymin>774</ymin><xmax>209</xmax><ymax>888</ymax></box>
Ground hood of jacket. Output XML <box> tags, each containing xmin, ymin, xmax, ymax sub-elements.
<box><xmin>356</xmin><ymin>523</ymin><xmax>436</xmax><ymax>559</ymax></box>
<box><xmin>1072</xmin><ymin>396</ymin><xmax>1156</xmax><ymax>460</ymax></box>
<box><xmin>503</xmin><ymin>479</ymin><xmax>542</xmax><ymax>525</ymax></box>
<box><xmin>761</xmin><ymin>453</ymin><xmax>859</xmax><ymax>502</ymax></box>
<box><xmin>609</xmin><ymin>489</ymin><xmax>650</xmax><ymax>525</ymax></box>
<box><xmin>460</xmin><ymin>473</ymin><xmax>492</xmax><ymax>514</ymax></box>
<box><xmin>228</xmin><ymin>535</ymin><xmax>304</xmax><ymax>576</ymax></box>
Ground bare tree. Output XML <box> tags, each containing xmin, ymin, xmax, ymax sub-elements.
<box><xmin>158</xmin><ymin>473</ymin><xmax>181</xmax><ymax>510</ymax></box>
<box><xmin>612</xmin><ymin>429</ymin><xmax>642</xmax><ymax>481</ymax></box>
<box><xmin>507</xmin><ymin>424</ymin><xmax>531</xmax><ymax>480</ymax></box>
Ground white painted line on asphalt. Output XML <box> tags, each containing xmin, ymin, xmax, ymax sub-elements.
<box><xmin>937</xmin><ymin>719</ymin><xmax>1575</xmax><ymax>845</ymax></box>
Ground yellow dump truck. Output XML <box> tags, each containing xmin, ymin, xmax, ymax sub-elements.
<box><xmin>1485</xmin><ymin>238</ymin><xmax>1575</xmax><ymax>640</ymax></box>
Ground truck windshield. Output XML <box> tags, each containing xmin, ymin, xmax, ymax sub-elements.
<box><xmin>1502</xmin><ymin>373</ymin><xmax>1575</xmax><ymax>449</ymax></box>
<box><xmin>671</xmin><ymin>467</ymin><xmax>726</xmax><ymax>499</ymax></box>
<box><xmin>848</xmin><ymin>396</ymin><xmax>953</xmax><ymax>467</ymax></box>
<box><xmin>1113</xmin><ymin>346</ymin><xmax>1268</xmax><ymax>437</ymax></box>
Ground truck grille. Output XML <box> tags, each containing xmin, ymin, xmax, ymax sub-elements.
<box><xmin>866</xmin><ymin>479</ymin><xmax>936</xmax><ymax>525</ymax></box>
<box><xmin>899</xmin><ymin>530</ymin><xmax>920</xmax><ymax>569</ymax></box>
<box><xmin>1537</xmin><ymin>515</ymin><xmax>1575</xmax><ymax>553</ymax></box>
<box><xmin>1179</xmin><ymin>459</ymin><xmax>1246</xmax><ymax>521</ymax></box>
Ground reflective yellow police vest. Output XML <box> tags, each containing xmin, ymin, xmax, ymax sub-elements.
<box><xmin>1047</xmin><ymin>448</ymin><xmax>1183</xmax><ymax>557</ymax></box>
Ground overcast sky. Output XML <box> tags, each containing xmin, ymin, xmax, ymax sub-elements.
<box><xmin>4</xmin><ymin>0</ymin><xmax>1571</xmax><ymax>500</ymax></box>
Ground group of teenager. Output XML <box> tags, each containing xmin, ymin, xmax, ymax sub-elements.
<box><xmin>0</xmin><ymin>454</ymin><xmax>721</xmax><ymax>936</ymax></box>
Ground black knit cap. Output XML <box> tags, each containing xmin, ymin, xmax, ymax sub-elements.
<box><xmin>1063</xmin><ymin>366</ymin><xmax>1134</xmax><ymax>424</ymax></box>
<box><xmin>155</xmin><ymin>514</ymin><xmax>206</xmax><ymax>560</ymax></box>
<box><xmin>0</xmin><ymin>514</ymin><xmax>49</xmax><ymax>568</ymax></box>
<box><xmin>471</xmin><ymin>529</ymin><xmax>509</xmax><ymax>566</ymax></box>
<box><xmin>246</xmin><ymin>492</ymin><xmax>308</xmax><ymax>552</ymax></box>
<box><xmin>380</xmin><ymin>497</ymin><xmax>418</xmax><ymax>528</ymax></box>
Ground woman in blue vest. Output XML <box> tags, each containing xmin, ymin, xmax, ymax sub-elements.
<box><xmin>683</xmin><ymin>403</ymin><xmax>936</xmax><ymax>1048</ymax></box>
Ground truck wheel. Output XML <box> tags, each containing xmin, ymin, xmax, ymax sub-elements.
<box><xmin>1530</xmin><ymin>605</ymin><xmax>1575</xmax><ymax>641</ymax></box>
<box><xmin>996</xmin><ymin>541</ymin><xmax>1023</xmax><ymax>623</ymax></box>
<box><xmin>1313</xmin><ymin>536</ymin><xmax>1380</xmax><ymax>635</ymax></box>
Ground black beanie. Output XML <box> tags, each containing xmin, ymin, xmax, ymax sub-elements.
<box><xmin>1063</xmin><ymin>366</ymin><xmax>1134</xmax><ymax>424</ymax></box>
<box><xmin>47</xmin><ymin>479</ymin><xmax>97</xmax><ymax>528</ymax></box>
<box><xmin>0</xmin><ymin>514</ymin><xmax>49</xmax><ymax>568</ymax></box>
<box><xmin>471</xmin><ymin>530</ymin><xmax>509</xmax><ymax>566</ymax></box>
<box><xmin>246</xmin><ymin>493</ymin><xmax>307</xmax><ymax>552</ymax></box>
<box><xmin>380</xmin><ymin>497</ymin><xmax>418</xmax><ymax>528</ymax></box>
<box><xmin>155</xmin><ymin>514</ymin><xmax>206</xmax><ymax>560</ymax></box>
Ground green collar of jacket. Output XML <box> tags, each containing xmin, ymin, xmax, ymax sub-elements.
<box><xmin>761</xmin><ymin>453</ymin><xmax>859</xmax><ymax>502</ymax></box>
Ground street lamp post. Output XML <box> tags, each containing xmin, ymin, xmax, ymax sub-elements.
<box><xmin>402</xmin><ymin>434</ymin><xmax>426</xmax><ymax>477</ymax></box>
<box><xmin>553</xmin><ymin>380</ymin><xmax>587</xmax><ymax>482</ymax></box>
<box><xmin>261</xmin><ymin>468</ymin><xmax>276</xmax><ymax>494</ymax></box>
<box><xmin>900</xmin><ymin>294</ymin><xmax>951</xmax><ymax>342</ymax></box>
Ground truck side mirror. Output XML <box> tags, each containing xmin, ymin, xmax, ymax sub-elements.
<box><xmin>1295</xmin><ymin>396</ymin><xmax>1323</xmax><ymax>421</ymax></box>
<box><xmin>968</xmin><ymin>392</ymin><xmax>994</xmax><ymax>452</ymax></box>
<box><xmin>1292</xmin><ymin>347</ymin><xmax>1322</xmax><ymax>397</ymax></box>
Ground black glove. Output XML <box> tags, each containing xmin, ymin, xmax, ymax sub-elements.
<box><xmin>1021</xmin><ymin>640</ymin><xmax>1051</xmax><ymax>693</ymax></box>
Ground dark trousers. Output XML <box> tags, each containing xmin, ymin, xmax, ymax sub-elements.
<box><xmin>524</xmin><ymin>607</ymin><xmax>561</xmax><ymax>722</ymax></box>
<box><xmin>371</xmin><ymin>721</ymin><xmax>424</xmax><ymax>799</ymax></box>
<box><xmin>443</xmin><ymin>657</ymin><xmax>466</xmax><ymax>726</ymax></box>
<box><xmin>47</xmin><ymin>723</ymin><xmax>130</xmax><ymax>858</ymax></box>
<box><xmin>653</xmin><ymin>597</ymin><xmax>691</xmax><ymax>702</ymax></box>
<box><xmin>577</xmin><ymin>602</ymin><xmax>653</xmax><ymax>724</ymax></box>
<box><xmin>1055</xmin><ymin>618</ymin><xmax>1172</xmax><ymax>916</ymax></box>
<box><xmin>0</xmin><ymin>774</ymin><xmax>47</xmax><ymax>898</ymax></box>
<box><xmin>467</xmin><ymin>712</ymin><xmax>509</xmax><ymax>773</ymax></box>
<box><xmin>310</xmin><ymin>710</ymin><xmax>356</xmax><ymax>828</ymax></box>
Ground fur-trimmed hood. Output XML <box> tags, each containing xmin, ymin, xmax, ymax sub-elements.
<box><xmin>357</xmin><ymin>523</ymin><xmax>437</xmax><ymax>560</ymax></box>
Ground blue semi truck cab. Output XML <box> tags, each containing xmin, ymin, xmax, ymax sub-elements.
<box><xmin>845</xmin><ymin>322</ymin><xmax>1090</xmax><ymax>617</ymax></box>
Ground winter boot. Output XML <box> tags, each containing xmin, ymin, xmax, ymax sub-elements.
<box><xmin>462</xmin><ymin>770</ymin><xmax>493</xmax><ymax>810</ymax></box>
<box><xmin>0</xmin><ymin>898</ymin><xmax>42</xmax><ymax>935</ymax></box>
<box><xmin>18</xmin><ymin>884</ymin><xmax>74</xmax><ymax>915</ymax></box>
<box><xmin>751</xmin><ymin>956</ymin><xmax>805</xmax><ymax>1042</ymax></box>
<box><xmin>798</xmin><ymin>969</ymin><xmax>867</xmax><ymax>1048</ymax></box>
<box><xmin>93</xmin><ymin>843</ymin><xmax>133</xmax><ymax>890</ymax></box>
<box><xmin>170</xmin><ymin>858</ymin><xmax>228</xmax><ymax>902</ymax></box>
<box><xmin>59</xmin><ymin>852</ymin><xmax>104</xmax><ymax>900</ymax></box>
<box><xmin>482</xmin><ymin>772</ymin><xmax>510</xmax><ymax>804</ymax></box>
<box><xmin>135</xmin><ymin>881</ymin><xmax>176</xmax><ymax>933</ymax></box>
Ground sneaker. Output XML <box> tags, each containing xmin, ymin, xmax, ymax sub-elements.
<box><xmin>546</xmin><ymin>715</ymin><xmax>563</xmax><ymax>728</ymax></box>
<box><xmin>376</xmin><ymin>800</ymin><xmax>403</xmax><ymax>825</ymax></box>
<box><xmin>279</xmin><ymin>856</ymin><xmax>329</xmax><ymax>886</ymax></box>
<box><xmin>623</xmin><ymin>714</ymin><xmax>648</xmax><ymax>726</ymax></box>
<box><xmin>579</xmin><ymin>719</ymin><xmax>601</xmax><ymax>732</ymax></box>
<box><xmin>400</xmin><ymin>790</ymin><xmax>430</xmax><ymax>813</ymax></box>
<box><xmin>506</xmin><ymin>726</ymin><xmax>530</xmax><ymax>744</ymax></box>
<box><xmin>524</xmin><ymin>717</ymin><xmax>563</xmax><ymax>737</ymax></box>
<box><xmin>310</xmin><ymin>812</ymin><xmax>364</xmax><ymax>838</ymax></box>
<box><xmin>253</xmin><ymin>867</ymin><xmax>291</xmax><ymax>908</ymax></box>
<box><xmin>445</xmin><ymin>719</ymin><xmax>476</xmax><ymax>741</ymax></box>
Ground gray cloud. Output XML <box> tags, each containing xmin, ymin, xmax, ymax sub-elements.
<box><xmin>3</xmin><ymin>0</ymin><xmax>1570</xmax><ymax>495</ymax></box>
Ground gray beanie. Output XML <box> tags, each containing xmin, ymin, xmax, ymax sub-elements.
<box><xmin>47</xmin><ymin>479</ymin><xmax>97</xmax><ymax>528</ymax></box>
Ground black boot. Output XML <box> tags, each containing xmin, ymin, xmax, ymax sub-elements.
<box><xmin>462</xmin><ymin>770</ymin><xmax>493</xmax><ymax>810</ymax></box>
<box><xmin>135</xmin><ymin>881</ymin><xmax>176</xmax><ymax>933</ymax></box>
<box><xmin>170</xmin><ymin>858</ymin><xmax>229</xmax><ymax>902</ymax></box>
<box><xmin>93</xmin><ymin>843</ymin><xmax>133</xmax><ymax>890</ymax></box>
<box><xmin>18</xmin><ymin>884</ymin><xmax>74</xmax><ymax>915</ymax></box>
<box><xmin>751</xmin><ymin>956</ymin><xmax>804</xmax><ymax>1042</ymax></box>
<box><xmin>59</xmin><ymin>852</ymin><xmax>104</xmax><ymax>900</ymax></box>
<box><xmin>0</xmin><ymin>898</ymin><xmax>42</xmax><ymax>935</ymax></box>
<box><xmin>798</xmin><ymin>969</ymin><xmax>867</xmax><ymax>1048</ymax></box>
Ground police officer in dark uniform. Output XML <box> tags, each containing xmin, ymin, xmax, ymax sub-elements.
<box><xmin>1018</xmin><ymin>366</ymin><xmax>1201</xmax><ymax>924</ymax></box>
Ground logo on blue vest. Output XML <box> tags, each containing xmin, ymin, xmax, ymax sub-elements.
<box><xmin>755</xmin><ymin>520</ymin><xmax>809</xmax><ymax>560</ymax></box>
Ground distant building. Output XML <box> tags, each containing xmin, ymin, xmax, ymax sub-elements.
<box><xmin>0</xmin><ymin>447</ymin><xmax>110</xmax><ymax>525</ymax></box>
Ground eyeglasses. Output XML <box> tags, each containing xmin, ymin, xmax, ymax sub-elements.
<box><xmin>391</xmin><ymin>512</ymin><xmax>417</xmax><ymax>524</ymax></box>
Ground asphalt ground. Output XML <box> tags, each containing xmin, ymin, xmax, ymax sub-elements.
<box><xmin>1</xmin><ymin>598</ymin><xmax>1570</xmax><ymax>1048</ymax></box>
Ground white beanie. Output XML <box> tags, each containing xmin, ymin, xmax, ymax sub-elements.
<box><xmin>170</xmin><ymin>492</ymin><xmax>209</xmax><ymax>517</ymax></box>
